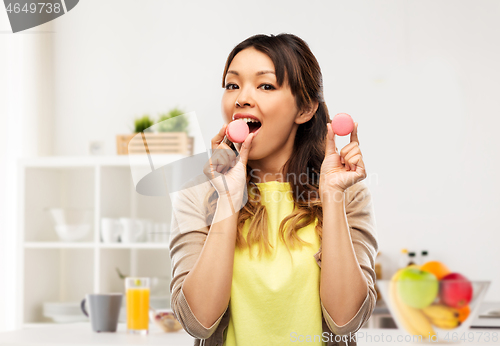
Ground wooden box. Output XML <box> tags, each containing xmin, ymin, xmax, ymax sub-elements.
<box><xmin>116</xmin><ymin>132</ymin><xmax>194</xmax><ymax>156</ymax></box>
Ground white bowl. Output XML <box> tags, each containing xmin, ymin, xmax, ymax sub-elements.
<box><xmin>43</xmin><ymin>302</ymin><xmax>88</xmax><ymax>323</ymax></box>
<box><xmin>48</xmin><ymin>208</ymin><xmax>93</xmax><ymax>225</ymax></box>
<box><xmin>55</xmin><ymin>224</ymin><xmax>91</xmax><ymax>242</ymax></box>
<box><xmin>47</xmin><ymin>208</ymin><xmax>93</xmax><ymax>242</ymax></box>
<box><xmin>44</xmin><ymin>314</ymin><xmax>88</xmax><ymax>323</ymax></box>
<box><xmin>43</xmin><ymin>301</ymin><xmax>82</xmax><ymax>314</ymax></box>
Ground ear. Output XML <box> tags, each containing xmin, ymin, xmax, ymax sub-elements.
<box><xmin>295</xmin><ymin>100</ymin><xmax>319</xmax><ymax>125</ymax></box>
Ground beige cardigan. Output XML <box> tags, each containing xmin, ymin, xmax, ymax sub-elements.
<box><xmin>169</xmin><ymin>176</ymin><xmax>379</xmax><ymax>346</ymax></box>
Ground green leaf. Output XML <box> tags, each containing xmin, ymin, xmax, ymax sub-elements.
<box><xmin>134</xmin><ymin>114</ymin><xmax>154</xmax><ymax>133</ymax></box>
<box><xmin>157</xmin><ymin>107</ymin><xmax>189</xmax><ymax>133</ymax></box>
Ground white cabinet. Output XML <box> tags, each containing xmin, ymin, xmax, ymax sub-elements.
<box><xmin>17</xmin><ymin>155</ymin><xmax>184</xmax><ymax>327</ymax></box>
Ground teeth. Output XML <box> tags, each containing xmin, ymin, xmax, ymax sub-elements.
<box><xmin>237</xmin><ymin>118</ymin><xmax>260</xmax><ymax>123</ymax></box>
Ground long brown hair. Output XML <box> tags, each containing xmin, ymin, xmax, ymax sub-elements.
<box><xmin>205</xmin><ymin>33</ymin><xmax>330</xmax><ymax>262</ymax></box>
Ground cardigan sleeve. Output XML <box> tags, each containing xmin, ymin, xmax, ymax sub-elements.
<box><xmin>168</xmin><ymin>178</ymin><xmax>228</xmax><ymax>339</ymax></box>
<box><xmin>313</xmin><ymin>180</ymin><xmax>379</xmax><ymax>336</ymax></box>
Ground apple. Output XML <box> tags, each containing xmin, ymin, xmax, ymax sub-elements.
<box><xmin>397</xmin><ymin>267</ymin><xmax>439</xmax><ymax>308</ymax></box>
<box><xmin>440</xmin><ymin>272</ymin><xmax>473</xmax><ymax>309</ymax></box>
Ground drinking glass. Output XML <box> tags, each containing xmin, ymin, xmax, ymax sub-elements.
<box><xmin>125</xmin><ymin>277</ymin><xmax>150</xmax><ymax>335</ymax></box>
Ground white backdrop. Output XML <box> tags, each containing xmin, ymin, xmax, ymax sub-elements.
<box><xmin>1</xmin><ymin>0</ymin><xmax>500</xmax><ymax>332</ymax></box>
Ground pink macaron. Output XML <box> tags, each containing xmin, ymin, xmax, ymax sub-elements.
<box><xmin>226</xmin><ymin>119</ymin><xmax>250</xmax><ymax>143</ymax></box>
<box><xmin>331</xmin><ymin>113</ymin><xmax>354</xmax><ymax>136</ymax></box>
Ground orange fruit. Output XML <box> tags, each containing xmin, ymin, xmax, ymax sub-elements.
<box><xmin>420</xmin><ymin>261</ymin><xmax>451</xmax><ymax>280</ymax></box>
<box><xmin>457</xmin><ymin>305</ymin><xmax>471</xmax><ymax>322</ymax></box>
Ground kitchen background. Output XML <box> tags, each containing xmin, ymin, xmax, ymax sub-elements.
<box><xmin>1</xmin><ymin>0</ymin><xmax>499</xmax><ymax>333</ymax></box>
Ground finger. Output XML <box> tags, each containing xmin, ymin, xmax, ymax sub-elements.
<box><xmin>211</xmin><ymin>149</ymin><xmax>233</xmax><ymax>174</ymax></box>
<box><xmin>237</xmin><ymin>133</ymin><xmax>254</xmax><ymax>166</ymax></box>
<box><xmin>340</xmin><ymin>143</ymin><xmax>360</xmax><ymax>159</ymax></box>
<box><xmin>346</xmin><ymin>154</ymin><xmax>364</xmax><ymax>172</ymax></box>
<box><xmin>208</xmin><ymin>150</ymin><xmax>225</xmax><ymax>171</ymax></box>
<box><xmin>325</xmin><ymin>123</ymin><xmax>337</xmax><ymax>157</ymax></box>
<box><xmin>212</xmin><ymin>134</ymin><xmax>234</xmax><ymax>155</ymax></box>
<box><xmin>344</xmin><ymin>149</ymin><xmax>362</xmax><ymax>171</ymax></box>
<box><xmin>224</xmin><ymin>149</ymin><xmax>237</xmax><ymax>171</ymax></box>
<box><xmin>350</xmin><ymin>122</ymin><xmax>359</xmax><ymax>146</ymax></box>
<box><xmin>221</xmin><ymin>150</ymin><xmax>234</xmax><ymax>172</ymax></box>
<box><xmin>211</xmin><ymin>124</ymin><xmax>228</xmax><ymax>150</ymax></box>
<box><xmin>340</xmin><ymin>142</ymin><xmax>359</xmax><ymax>165</ymax></box>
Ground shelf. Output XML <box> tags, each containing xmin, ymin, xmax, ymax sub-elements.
<box><xmin>24</xmin><ymin>242</ymin><xmax>170</xmax><ymax>249</ymax></box>
<box><xmin>19</xmin><ymin>154</ymin><xmax>189</xmax><ymax>168</ymax></box>
<box><xmin>99</xmin><ymin>243</ymin><xmax>169</xmax><ymax>249</ymax></box>
<box><xmin>19</xmin><ymin>157</ymin><xmax>175</xmax><ymax>326</ymax></box>
<box><xmin>25</xmin><ymin>242</ymin><xmax>95</xmax><ymax>249</ymax></box>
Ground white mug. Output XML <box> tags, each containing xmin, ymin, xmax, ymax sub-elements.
<box><xmin>153</xmin><ymin>222</ymin><xmax>169</xmax><ymax>243</ymax></box>
<box><xmin>119</xmin><ymin>218</ymin><xmax>144</xmax><ymax>243</ymax></box>
<box><xmin>159</xmin><ymin>223</ymin><xmax>169</xmax><ymax>243</ymax></box>
<box><xmin>101</xmin><ymin>218</ymin><xmax>122</xmax><ymax>243</ymax></box>
<box><xmin>138</xmin><ymin>219</ymin><xmax>153</xmax><ymax>243</ymax></box>
<box><xmin>153</xmin><ymin>223</ymin><xmax>162</xmax><ymax>243</ymax></box>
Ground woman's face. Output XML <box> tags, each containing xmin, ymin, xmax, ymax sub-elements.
<box><xmin>222</xmin><ymin>47</ymin><xmax>310</xmax><ymax>164</ymax></box>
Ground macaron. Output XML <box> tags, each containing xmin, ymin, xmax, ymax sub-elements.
<box><xmin>331</xmin><ymin>113</ymin><xmax>354</xmax><ymax>136</ymax></box>
<box><xmin>225</xmin><ymin>119</ymin><xmax>250</xmax><ymax>143</ymax></box>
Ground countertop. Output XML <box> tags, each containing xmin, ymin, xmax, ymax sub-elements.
<box><xmin>0</xmin><ymin>323</ymin><xmax>193</xmax><ymax>345</ymax></box>
<box><xmin>0</xmin><ymin>323</ymin><xmax>499</xmax><ymax>345</ymax></box>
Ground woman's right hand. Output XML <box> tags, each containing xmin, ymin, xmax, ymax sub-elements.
<box><xmin>203</xmin><ymin>124</ymin><xmax>254</xmax><ymax>203</ymax></box>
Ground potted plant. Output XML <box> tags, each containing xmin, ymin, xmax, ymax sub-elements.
<box><xmin>156</xmin><ymin>107</ymin><xmax>189</xmax><ymax>133</ymax></box>
<box><xmin>152</xmin><ymin>107</ymin><xmax>193</xmax><ymax>155</ymax></box>
<box><xmin>134</xmin><ymin>114</ymin><xmax>155</xmax><ymax>133</ymax></box>
<box><xmin>116</xmin><ymin>114</ymin><xmax>155</xmax><ymax>155</ymax></box>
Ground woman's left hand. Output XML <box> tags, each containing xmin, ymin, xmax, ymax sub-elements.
<box><xmin>319</xmin><ymin>122</ymin><xmax>367</xmax><ymax>195</ymax></box>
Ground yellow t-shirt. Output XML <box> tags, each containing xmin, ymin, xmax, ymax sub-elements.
<box><xmin>223</xmin><ymin>181</ymin><xmax>325</xmax><ymax>345</ymax></box>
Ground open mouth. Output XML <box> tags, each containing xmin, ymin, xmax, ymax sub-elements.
<box><xmin>234</xmin><ymin>116</ymin><xmax>262</xmax><ymax>135</ymax></box>
<box><xmin>248</xmin><ymin>121</ymin><xmax>261</xmax><ymax>134</ymax></box>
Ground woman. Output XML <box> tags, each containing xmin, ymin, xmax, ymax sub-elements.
<box><xmin>169</xmin><ymin>33</ymin><xmax>378</xmax><ymax>346</ymax></box>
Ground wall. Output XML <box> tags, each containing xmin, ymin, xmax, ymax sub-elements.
<box><xmin>0</xmin><ymin>11</ymin><xmax>54</xmax><ymax>332</ymax></box>
<box><xmin>2</xmin><ymin>0</ymin><xmax>500</xmax><ymax>331</ymax></box>
<box><xmin>50</xmin><ymin>0</ymin><xmax>500</xmax><ymax>294</ymax></box>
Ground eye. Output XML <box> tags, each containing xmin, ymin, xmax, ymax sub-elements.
<box><xmin>225</xmin><ymin>83</ymin><xmax>238</xmax><ymax>90</ymax></box>
<box><xmin>259</xmin><ymin>84</ymin><xmax>276</xmax><ymax>91</ymax></box>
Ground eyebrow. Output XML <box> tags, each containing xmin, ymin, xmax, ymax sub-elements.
<box><xmin>227</xmin><ymin>70</ymin><xmax>275</xmax><ymax>76</ymax></box>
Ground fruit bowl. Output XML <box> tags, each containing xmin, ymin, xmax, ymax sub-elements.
<box><xmin>378</xmin><ymin>279</ymin><xmax>490</xmax><ymax>343</ymax></box>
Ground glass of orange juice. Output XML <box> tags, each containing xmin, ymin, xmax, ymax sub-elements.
<box><xmin>125</xmin><ymin>277</ymin><xmax>150</xmax><ymax>335</ymax></box>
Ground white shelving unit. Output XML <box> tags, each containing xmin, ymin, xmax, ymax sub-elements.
<box><xmin>16</xmin><ymin>155</ymin><xmax>186</xmax><ymax>327</ymax></box>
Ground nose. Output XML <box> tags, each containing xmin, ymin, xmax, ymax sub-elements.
<box><xmin>235</xmin><ymin>87</ymin><xmax>254</xmax><ymax>108</ymax></box>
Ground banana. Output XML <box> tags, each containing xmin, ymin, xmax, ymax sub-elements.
<box><xmin>389</xmin><ymin>270</ymin><xmax>437</xmax><ymax>340</ymax></box>
<box><xmin>389</xmin><ymin>270</ymin><xmax>420</xmax><ymax>335</ymax></box>
<box><xmin>422</xmin><ymin>304</ymin><xmax>461</xmax><ymax>329</ymax></box>
<box><xmin>422</xmin><ymin>304</ymin><xmax>460</xmax><ymax>321</ymax></box>
<box><xmin>398</xmin><ymin>302</ymin><xmax>438</xmax><ymax>338</ymax></box>
<box><xmin>431</xmin><ymin>317</ymin><xmax>460</xmax><ymax>330</ymax></box>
